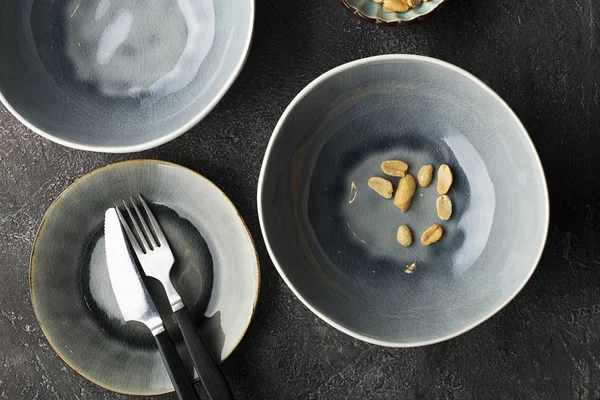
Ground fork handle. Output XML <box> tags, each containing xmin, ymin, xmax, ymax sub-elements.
<box><xmin>154</xmin><ymin>331</ymin><xmax>200</xmax><ymax>400</ymax></box>
<box><xmin>175</xmin><ymin>308</ymin><xmax>234</xmax><ymax>400</ymax></box>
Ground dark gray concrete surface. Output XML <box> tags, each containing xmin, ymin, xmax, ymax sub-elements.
<box><xmin>0</xmin><ymin>0</ymin><xmax>598</xmax><ymax>398</ymax></box>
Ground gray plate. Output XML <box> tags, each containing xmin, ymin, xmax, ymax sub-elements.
<box><xmin>30</xmin><ymin>160</ymin><xmax>260</xmax><ymax>395</ymax></box>
<box><xmin>258</xmin><ymin>55</ymin><xmax>549</xmax><ymax>347</ymax></box>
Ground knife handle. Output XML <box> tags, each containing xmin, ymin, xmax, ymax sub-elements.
<box><xmin>175</xmin><ymin>308</ymin><xmax>234</xmax><ymax>400</ymax></box>
<box><xmin>155</xmin><ymin>330</ymin><xmax>200</xmax><ymax>400</ymax></box>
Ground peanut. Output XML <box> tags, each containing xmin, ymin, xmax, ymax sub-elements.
<box><xmin>417</xmin><ymin>164</ymin><xmax>434</xmax><ymax>187</ymax></box>
<box><xmin>421</xmin><ymin>224</ymin><xmax>443</xmax><ymax>245</ymax></box>
<box><xmin>382</xmin><ymin>0</ymin><xmax>422</xmax><ymax>12</ymax></box>
<box><xmin>381</xmin><ymin>160</ymin><xmax>408</xmax><ymax>177</ymax></box>
<box><xmin>404</xmin><ymin>263</ymin><xmax>417</xmax><ymax>274</ymax></box>
<box><xmin>436</xmin><ymin>195</ymin><xmax>452</xmax><ymax>220</ymax></box>
<box><xmin>396</xmin><ymin>225</ymin><xmax>413</xmax><ymax>247</ymax></box>
<box><xmin>382</xmin><ymin>0</ymin><xmax>410</xmax><ymax>12</ymax></box>
<box><xmin>437</xmin><ymin>164</ymin><xmax>453</xmax><ymax>195</ymax></box>
<box><xmin>393</xmin><ymin>174</ymin><xmax>416</xmax><ymax>212</ymax></box>
<box><xmin>368</xmin><ymin>177</ymin><xmax>393</xmax><ymax>199</ymax></box>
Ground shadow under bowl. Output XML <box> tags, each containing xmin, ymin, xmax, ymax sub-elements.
<box><xmin>258</xmin><ymin>55</ymin><xmax>549</xmax><ymax>347</ymax></box>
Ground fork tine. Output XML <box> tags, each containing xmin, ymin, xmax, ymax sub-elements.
<box><xmin>130</xmin><ymin>196</ymin><xmax>157</xmax><ymax>250</ymax></box>
<box><xmin>138</xmin><ymin>194</ymin><xmax>168</xmax><ymax>247</ymax></box>
<box><xmin>115</xmin><ymin>206</ymin><xmax>146</xmax><ymax>256</ymax></box>
<box><xmin>123</xmin><ymin>200</ymin><xmax>150</xmax><ymax>253</ymax></box>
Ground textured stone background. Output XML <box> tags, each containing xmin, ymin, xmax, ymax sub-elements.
<box><xmin>0</xmin><ymin>0</ymin><xmax>598</xmax><ymax>399</ymax></box>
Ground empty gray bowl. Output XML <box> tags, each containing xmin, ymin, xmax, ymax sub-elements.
<box><xmin>0</xmin><ymin>0</ymin><xmax>253</xmax><ymax>152</ymax></box>
<box><xmin>258</xmin><ymin>55</ymin><xmax>549</xmax><ymax>347</ymax></box>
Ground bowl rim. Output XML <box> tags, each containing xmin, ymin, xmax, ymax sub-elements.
<box><xmin>0</xmin><ymin>1</ymin><xmax>255</xmax><ymax>153</ymax></box>
<box><xmin>257</xmin><ymin>54</ymin><xmax>550</xmax><ymax>348</ymax></box>
<box><xmin>30</xmin><ymin>159</ymin><xmax>261</xmax><ymax>395</ymax></box>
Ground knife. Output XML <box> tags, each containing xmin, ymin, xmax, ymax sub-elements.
<box><xmin>104</xmin><ymin>208</ymin><xmax>199</xmax><ymax>400</ymax></box>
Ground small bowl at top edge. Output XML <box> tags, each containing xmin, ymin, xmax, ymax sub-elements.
<box><xmin>339</xmin><ymin>0</ymin><xmax>446</xmax><ymax>25</ymax></box>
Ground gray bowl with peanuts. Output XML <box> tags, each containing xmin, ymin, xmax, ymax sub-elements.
<box><xmin>258</xmin><ymin>55</ymin><xmax>549</xmax><ymax>347</ymax></box>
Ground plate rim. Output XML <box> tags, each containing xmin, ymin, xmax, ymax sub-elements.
<box><xmin>30</xmin><ymin>159</ymin><xmax>260</xmax><ymax>395</ymax></box>
<box><xmin>257</xmin><ymin>54</ymin><xmax>550</xmax><ymax>348</ymax></box>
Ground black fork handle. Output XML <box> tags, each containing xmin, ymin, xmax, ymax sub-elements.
<box><xmin>175</xmin><ymin>308</ymin><xmax>234</xmax><ymax>400</ymax></box>
<box><xmin>155</xmin><ymin>330</ymin><xmax>200</xmax><ymax>400</ymax></box>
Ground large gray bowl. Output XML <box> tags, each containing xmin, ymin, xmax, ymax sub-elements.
<box><xmin>0</xmin><ymin>0</ymin><xmax>253</xmax><ymax>152</ymax></box>
<box><xmin>258</xmin><ymin>55</ymin><xmax>549</xmax><ymax>347</ymax></box>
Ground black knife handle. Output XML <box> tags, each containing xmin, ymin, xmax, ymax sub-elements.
<box><xmin>175</xmin><ymin>308</ymin><xmax>234</xmax><ymax>400</ymax></box>
<box><xmin>155</xmin><ymin>330</ymin><xmax>200</xmax><ymax>400</ymax></box>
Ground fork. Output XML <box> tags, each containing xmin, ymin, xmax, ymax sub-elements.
<box><xmin>116</xmin><ymin>194</ymin><xmax>234</xmax><ymax>400</ymax></box>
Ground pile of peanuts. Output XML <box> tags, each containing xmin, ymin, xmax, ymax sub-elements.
<box><xmin>367</xmin><ymin>160</ymin><xmax>454</xmax><ymax>273</ymax></box>
<box><xmin>374</xmin><ymin>0</ymin><xmax>430</xmax><ymax>13</ymax></box>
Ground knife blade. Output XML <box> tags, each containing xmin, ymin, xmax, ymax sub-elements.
<box><xmin>104</xmin><ymin>207</ymin><xmax>164</xmax><ymax>336</ymax></box>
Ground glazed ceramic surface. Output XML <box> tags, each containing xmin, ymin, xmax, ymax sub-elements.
<box><xmin>258</xmin><ymin>55</ymin><xmax>549</xmax><ymax>347</ymax></box>
<box><xmin>30</xmin><ymin>160</ymin><xmax>260</xmax><ymax>395</ymax></box>
<box><xmin>0</xmin><ymin>0</ymin><xmax>253</xmax><ymax>152</ymax></box>
<box><xmin>340</xmin><ymin>0</ymin><xmax>445</xmax><ymax>25</ymax></box>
